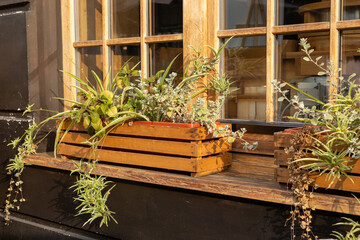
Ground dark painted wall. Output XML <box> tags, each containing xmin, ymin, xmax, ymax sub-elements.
<box><xmin>0</xmin><ymin>1</ymin><xmax>358</xmax><ymax>240</ymax></box>
<box><xmin>2</xmin><ymin>165</ymin><xmax>353</xmax><ymax>240</ymax></box>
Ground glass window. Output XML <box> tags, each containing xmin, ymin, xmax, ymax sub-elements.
<box><xmin>222</xmin><ymin>0</ymin><xmax>267</xmax><ymax>30</ymax></box>
<box><xmin>150</xmin><ymin>0</ymin><xmax>183</xmax><ymax>35</ymax></box>
<box><xmin>150</xmin><ymin>42</ymin><xmax>183</xmax><ymax>81</ymax></box>
<box><xmin>341</xmin><ymin>30</ymin><xmax>360</xmax><ymax>84</ymax></box>
<box><xmin>223</xmin><ymin>36</ymin><xmax>266</xmax><ymax>120</ymax></box>
<box><xmin>112</xmin><ymin>0</ymin><xmax>140</xmax><ymax>38</ymax></box>
<box><xmin>78</xmin><ymin>0</ymin><xmax>103</xmax><ymax>41</ymax></box>
<box><xmin>112</xmin><ymin>45</ymin><xmax>141</xmax><ymax>78</ymax></box>
<box><xmin>342</xmin><ymin>0</ymin><xmax>360</xmax><ymax>20</ymax></box>
<box><xmin>276</xmin><ymin>32</ymin><xmax>330</xmax><ymax>121</ymax></box>
<box><xmin>77</xmin><ymin>47</ymin><xmax>103</xmax><ymax>88</ymax></box>
<box><xmin>278</xmin><ymin>0</ymin><xmax>329</xmax><ymax>25</ymax></box>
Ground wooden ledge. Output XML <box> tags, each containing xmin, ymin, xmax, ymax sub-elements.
<box><xmin>25</xmin><ymin>153</ymin><xmax>360</xmax><ymax>216</ymax></box>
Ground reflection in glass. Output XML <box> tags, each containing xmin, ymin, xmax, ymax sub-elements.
<box><xmin>223</xmin><ymin>36</ymin><xmax>266</xmax><ymax>120</ymax></box>
<box><xmin>78</xmin><ymin>0</ymin><xmax>103</xmax><ymax>41</ymax></box>
<box><xmin>151</xmin><ymin>0</ymin><xmax>183</xmax><ymax>35</ymax></box>
<box><xmin>150</xmin><ymin>42</ymin><xmax>183</xmax><ymax>81</ymax></box>
<box><xmin>341</xmin><ymin>30</ymin><xmax>360</xmax><ymax>85</ymax></box>
<box><xmin>77</xmin><ymin>47</ymin><xmax>103</xmax><ymax>88</ymax></box>
<box><xmin>276</xmin><ymin>32</ymin><xmax>329</xmax><ymax>122</ymax></box>
<box><xmin>222</xmin><ymin>0</ymin><xmax>266</xmax><ymax>30</ymax></box>
<box><xmin>343</xmin><ymin>0</ymin><xmax>360</xmax><ymax>20</ymax></box>
<box><xmin>112</xmin><ymin>45</ymin><xmax>140</xmax><ymax>79</ymax></box>
<box><xmin>112</xmin><ymin>0</ymin><xmax>140</xmax><ymax>38</ymax></box>
<box><xmin>278</xmin><ymin>0</ymin><xmax>329</xmax><ymax>25</ymax></box>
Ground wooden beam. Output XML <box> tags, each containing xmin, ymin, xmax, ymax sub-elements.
<box><xmin>329</xmin><ymin>0</ymin><xmax>340</xmax><ymax>99</ymax></box>
<box><xmin>144</xmin><ymin>34</ymin><xmax>183</xmax><ymax>43</ymax></box>
<box><xmin>61</xmin><ymin>0</ymin><xmax>76</xmax><ymax>110</ymax></box>
<box><xmin>217</xmin><ymin>27</ymin><xmax>266</xmax><ymax>38</ymax></box>
<box><xmin>106</xmin><ymin>37</ymin><xmax>141</xmax><ymax>46</ymax></box>
<box><xmin>272</xmin><ymin>22</ymin><xmax>330</xmax><ymax>35</ymax></box>
<box><xmin>266</xmin><ymin>0</ymin><xmax>275</xmax><ymax>122</ymax></box>
<box><xmin>25</xmin><ymin>153</ymin><xmax>360</xmax><ymax>217</ymax></box>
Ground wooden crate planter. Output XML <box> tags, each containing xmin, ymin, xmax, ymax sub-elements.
<box><xmin>57</xmin><ymin>121</ymin><xmax>232</xmax><ymax>177</ymax></box>
<box><xmin>274</xmin><ymin>130</ymin><xmax>360</xmax><ymax>193</ymax></box>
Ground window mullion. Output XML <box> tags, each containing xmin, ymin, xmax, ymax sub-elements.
<box><xmin>266</xmin><ymin>0</ymin><xmax>276</xmax><ymax>122</ymax></box>
<box><xmin>329</xmin><ymin>0</ymin><xmax>341</xmax><ymax>99</ymax></box>
<box><xmin>140</xmin><ymin>0</ymin><xmax>149</xmax><ymax>78</ymax></box>
<box><xmin>61</xmin><ymin>0</ymin><xmax>76</xmax><ymax>110</ymax></box>
<box><xmin>207</xmin><ymin>0</ymin><xmax>219</xmax><ymax>104</ymax></box>
<box><xmin>102</xmin><ymin>0</ymin><xmax>110</xmax><ymax>88</ymax></box>
<box><xmin>183</xmin><ymin>0</ymin><xmax>208</xmax><ymax>104</ymax></box>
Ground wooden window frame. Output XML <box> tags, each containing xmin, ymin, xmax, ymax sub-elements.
<box><xmin>216</xmin><ymin>0</ymin><xmax>350</xmax><ymax>123</ymax></box>
<box><xmin>62</xmin><ymin>0</ymin><xmax>192</xmax><ymax>107</ymax></box>
<box><xmin>62</xmin><ymin>0</ymin><xmax>354</xmax><ymax>123</ymax></box>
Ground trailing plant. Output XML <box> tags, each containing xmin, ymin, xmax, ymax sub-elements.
<box><xmin>5</xmin><ymin>121</ymin><xmax>37</xmax><ymax>225</ymax></box>
<box><xmin>4</xmin><ymin>106</ymin><xmax>72</xmax><ymax>225</ymax></box>
<box><xmin>70</xmin><ymin>159</ymin><xmax>117</xmax><ymax>227</ymax></box>
<box><xmin>285</xmin><ymin>126</ymin><xmax>318</xmax><ymax>240</ymax></box>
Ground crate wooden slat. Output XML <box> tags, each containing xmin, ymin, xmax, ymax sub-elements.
<box><xmin>57</xmin><ymin>121</ymin><xmax>233</xmax><ymax>176</ymax></box>
<box><xmin>278</xmin><ymin>168</ymin><xmax>360</xmax><ymax>193</ymax></box>
<box><xmin>275</xmin><ymin>130</ymin><xmax>360</xmax><ymax>193</ymax></box>
<box><xmin>61</xmin><ymin>121</ymin><xmax>230</xmax><ymax>140</ymax></box>
<box><xmin>58</xmin><ymin>144</ymin><xmax>232</xmax><ymax>176</ymax></box>
<box><xmin>60</xmin><ymin>132</ymin><xmax>231</xmax><ymax>157</ymax></box>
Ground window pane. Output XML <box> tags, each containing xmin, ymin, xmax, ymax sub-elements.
<box><xmin>341</xmin><ymin>30</ymin><xmax>360</xmax><ymax>84</ymax></box>
<box><xmin>343</xmin><ymin>0</ymin><xmax>360</xmax><ymax>20</ymax></box>
<box><xmin>150</xmin><ymin>42</ymin><xmax>183</xmax><ymax>81</ymax></box>
<box><xmin>78</xmin><ymin>0</ymin><xmax>102</xmax><ymax>41</ymax></box>
<box><xmin>278</xmin><ymin>0</ymin><xmax>329</xmax><ymax>25</ymax></box>
<box><xmin>112</xmin><ymin>45</ymin><xmax>140</xmax><ymax>79</ymax></box>
<box><xmin>150</xmin><ymin>0</ymin><xmax>183</xmax><ymax>35</ymax></box>
<box><xmin>222</xmin><ymin>0</ymin><xmax>266</xmax><ymax>30</ymax></box>
<box><xmin>77</xmin><ymin>47</ymin><xmax>103</xmax><ymax>88</ymax></box>
<box><xmin>223</xmin><ymin>36</ymin><xmax>266</xmax><ymax>120</ymax></box>
<box><xmin>112</xmin><ymin>0</ymin><xmax>140</xmax><ymax>38</ymax></box>
<box><xmin>276</xmin><ymin>32</ymin><xmax>330</xmax><ymax>122</ymax></box>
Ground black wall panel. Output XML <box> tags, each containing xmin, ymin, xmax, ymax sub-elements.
<box><xmin>6</xmin><ymin>166</ymin><xmax>349</xmax><ymax>240</ymax></box>
<box><xmin>0</xmin><ymin>12</ymin><xmax>28</xmax><ymax>111</ymax></box>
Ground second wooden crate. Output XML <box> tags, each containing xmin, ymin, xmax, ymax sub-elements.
<box><xmin>274</xmin><ymin>130</ymin><xmax>360</xmax><ymax>193</ymax></box>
